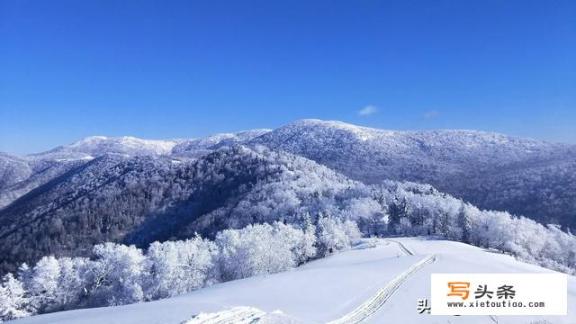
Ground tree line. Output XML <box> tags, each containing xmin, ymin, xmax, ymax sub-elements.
<box><xmin>0</xmin><ymin>216</ymin><xmax>360</xmax><ymax>321</ymax></box>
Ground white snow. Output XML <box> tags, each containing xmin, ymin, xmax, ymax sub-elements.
<box><xmin>183</xmin><ymin>306</ymin><xmax>266</xmax><ymax>323</ymax></box>
<box><xmin>30</xmin><ymin>136</ymin><xmax>180</xmax><ymax>160</ymax></box>
<box><xmin>13</xmin><ymin>237</ymin><xmax>576</xmax><ymax>324</ymax></box>
<box><xmin>171</xmin><ymin>129</ymin><xmax>271</xmax><ymax>157</ymax></box>
<box><xmin>251</xmin><ymin>119</ymin><xmax>574</xmax><ymax>184</ymax></box>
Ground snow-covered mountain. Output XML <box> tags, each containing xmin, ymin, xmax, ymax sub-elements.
<box><xmin>252</xmin><ymin>119</ymin><xmax>575</xmax><ymax>180</ymax></box>
<box><xmin>0</xmin><ymin>146</ymin><xmax>360</xmax><ymax>273</ymax></box>
<box><xmin>0</xmin><ymin>131</ymin><xmax>270</xmax><ymax>207</ymax></box>
<box><xmin>31</xmin><ymin>136</ymin><xmax>180</xmax><ymax>160</ymax></box>
<box><xmin>2</xmin><ymin>122</ymin><xmax>576</xmax><ymax>323</ymax></box>
<box><xmin>171</xmin><ymin>129</ymin><xmax>271</xmax><ymax>158</ymax></box>
<box><xmin>251</xmin><ymin>119</ymin><xmax>576</xmax><ymax>228</ymax></box>
<box><xmin>0</xmin><ymin>154</ymin><xmax>35</xmax><ymax>208</ymax></box>
<box><xmin>12</xmin><ymin>237</ymin><xmax>576</xmax><ymax>324</ymax></box>
<box><xmin>1</xmin><ymin>119</ymin><xmax>576</xmax><ymax>274</ymax></box>
<box><xmin>0</xmin><ymin>158</ymin><xmax>86</xmax><ymax>209</ymax></box>
<box><xmin>0</xmin><ymin>136</ymin><xmax>182</xmax><ymax>208</ymax></box>
<box><xmin>0</xmin><ymin>153</ymin><xmax>32</xmax><ymax>194</ymax></box>
<box><xmin>1</xmin><ymin>143</ymin><xmax>575</xmax><ymax>281</ymax></box>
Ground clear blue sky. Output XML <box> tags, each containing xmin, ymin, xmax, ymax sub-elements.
<box><xmin>1</xmin><ymin>0</ymin><xmax>574</xmax><ymax>154</ymax></box>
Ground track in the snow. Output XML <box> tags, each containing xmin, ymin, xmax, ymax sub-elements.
<box><xmin>327</xmin><ymin>239</ymin><xmax>436</xmax><ymax>324</ymax></box>
<box><xmin>387</xmin><ymin>239</ymin><xmax>415</xmax><ymax>256</ymax></box>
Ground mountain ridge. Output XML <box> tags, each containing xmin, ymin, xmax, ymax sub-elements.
<box><xmin>2</xmin><ymin>119</ymin><xmax>576</xmax><ymax>228</ymax></box>
<box><xmin>1</xmin><ymin>119</ymin><xmax>576</xmax><ymax>274</ymax></box>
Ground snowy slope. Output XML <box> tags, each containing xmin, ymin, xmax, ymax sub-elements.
<box><xmin>0</xmin><ymin>153</ymin><xmax>32</xmax><ymax>194</ymax></box>
<box><xmin>0</xmin><ymin>158</ymin><xmax>86</xmax><ymax>209</ymax></box>
<box><xmin>31</xmin><ymin>136</ymin><xmax>179</xmax><ymax>160</ymax></box>
<box><xmin>13</xmin><ymin>237</ymin><xmax>576</xmax><ymax>324</ymax></box>
<box><xmin>0</xmin><ymin>137</ymin><xmax>180</xmax><ymax>208</ymax></box>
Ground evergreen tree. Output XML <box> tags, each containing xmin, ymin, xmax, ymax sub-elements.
<box><xmin>387</xmin><ymin>197</ymin><xmax>407</xmax><ymax>234</ymax></box>
<box><xmin>457</xmin><ymin>204</ymin><xmax>472</xmax><ymax>243</ymax></box>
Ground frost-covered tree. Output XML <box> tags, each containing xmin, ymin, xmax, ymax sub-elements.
<box><xmin>0</xmin><ymin>273</ymin><xmax>30</xmax><ymax>321</ymax></box>
<box><xmin>53</xmin><ymin>257</ymin><xmax>91</xmax><ymax>310</ymax></box>
<box><xmin>342</xmin><ymin>219</ymin><xmax>362</xmax><ymax>242</ymax></box>
<box><xmin>216</xmin><ymin>223</ymin><xmax>297</xmax><ymax>280</ymax></box>
<box><xmin>298</xmin><ymin>217</ymin><xmax>318</xmax><ymax>264</ymax></box>
<box><xmin>144</xmin><ymin>236</ymin><xmax>217</xmax><ymax>300</ymax></box>
<box><xmin>272</xmin><ymin>222</ymin><xmax>317</xmax><ymax>265</ymax></box>
<box><xmin>87</xmin><ymin>243</ymin><xmax>146</xmax><ymax>307</ymax></box>
<box><xmin>344</xmin><ymin>197</ymin><xmax>386</xmax><ymax>236</ymax></box>
<box><xmin>25</xmin><ymin>256</ymin><xmax>60</xmax><ymax>313</ymax></box>
<box><xmin>316</xmin><ymin>215</ymin><xmax>360</xmax><ymax>256</ymax></box>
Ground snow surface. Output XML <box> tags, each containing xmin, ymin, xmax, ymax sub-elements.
<box><xmin>13</xmin><ymin>237</ymin><xmax>576</xmax><ymax>324</ymax></box>
<box><xmin>30</xmin><ymin>136</ymin><xmax>180</xmax><ymax>160</ymax></box>
<box><xmin>183</xmin><ymin>306</ymin><xmax>300</xmax><ymax>324</ymax></box>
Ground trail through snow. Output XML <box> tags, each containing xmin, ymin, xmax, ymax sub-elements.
<box><xmin>387</xmin><ymin>239</ymin><xmax>415</xmax><ymax>256</ymax></box>
<box><xmin>326</xmin><ymin>240</ymin><xmax>436</xmax><ymax>324</ymax></box>
<box><xmin>14</xmin><ymin>238</ymin><xmax>576</xmax><ymax>324</ymax></box>
<box><xmin>183</xmin><ymin>239</ymin><xmax>432</xmax><ymax>324</ymax></box>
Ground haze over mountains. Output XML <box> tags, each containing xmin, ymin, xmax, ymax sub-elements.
<box><xmin>0</xmin><ymin>119</ymin><xmax>575</xmax><ymax>274</ymax></box>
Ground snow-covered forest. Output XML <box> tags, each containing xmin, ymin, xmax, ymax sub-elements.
<box><xmin>2</xmin><ymin>175</ymin><xmax>576</xmax><ymax>321</ymax></box>
<box><xmin>1</xmin><ymin>120</ymin><xmax>576</xmax><ymax>321</ymax></box>
<box><xmin>2</xmin><ymin>189</ymin><xmax>576</xmax><ymax>321</ymax></box>
<box><xmin>0</xmin><ymin>219</ymin><xmax>359</xmax><ymax>321</ymax></box>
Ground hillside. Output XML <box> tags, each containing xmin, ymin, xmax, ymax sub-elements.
<box><xmin>0</xmin><ymin>136</ymin><xmax>181</xmax><ymax>208</ymax></box>
<box><xmin>2</xmin><ymin>121</ymin><xmax>576</xmax><ymax>275</ymax></box>
<box><xmin>4</xmin><ymin>120</ymin><xmax>576</xmax><ymax>230</ymax></box>
<box><xmin>0</xmin><ymin>132</ymin><xmax>269</xmax><ymax>208</ymax></box>
<box><xmin>0</xmin><ymin>146</ymin><xmax>360</xmax><ymax>273</ymax></box>
<box><xmin>0</xmin><ymin>153</ymin><xmax>32</xmax><ymax>196</ymax></box>
<box><xmin>1</xmin><ymin>134</ymin><xmax>576</xmax><ymax>322</ymax></box>
<box><xmin>12</xmin><ymin>237</ymin><xmax>576</xmax><ymax>324</ymax></box>
<box><xmin>0</xmin><ymin>159</ymin><xmax>87</xmax><ymax>209</ymax></box>
<box><xmin>250</xmin><ymin>119</ymin><xmax>576</xmax><ymax>228</ymax></box>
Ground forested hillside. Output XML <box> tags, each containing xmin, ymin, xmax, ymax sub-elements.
<box><xmin>1</xmin><ymin>120</ymin><xmax>576</xmax><ymax>275</ymax></box>
<box><xmin>0</xmin><ymin>146</ymin><xmax>357</xmax><ymax>273</ymax></box>
<box><xmin>251</xmin><ymin>119</ymin><xmax>576</xmax><ymax>229</ymax></box>
<box><xmin>1</xmin><ymin>144</ymin><xmax>575</xmax><ymax>277</ymax></box>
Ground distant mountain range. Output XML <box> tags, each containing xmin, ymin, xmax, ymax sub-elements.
<box><xmin>0</xmin><ymin>119</ymin><xmax>575</xmax><ymax>273</ymax></box>
<box><xmin>251</xmin><ymin>119</ymin><xmax>576</xmax><ymax>227</ymax></box>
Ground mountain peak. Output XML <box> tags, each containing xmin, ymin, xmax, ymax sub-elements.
<box><xmin>290</xmin><ymin>118</ymin><xmax>372</xmax><ymax>130</ymax></box>
<box><xmin>32</xmin><ymin>136</ymin><xmax>179</xmax><ymax>160</ymax></box>
<box><xmin>284</xmin><ymin>119</ymin><xmax>393</xmax><ymax>141</ymax></box>
<box><xmin>171</xmin><ymin>129</ymin><xmax>271</xmax><ymax>157</ymax></box>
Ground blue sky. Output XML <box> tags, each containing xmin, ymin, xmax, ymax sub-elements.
<box><xmin>1</xmin><ymin>0</ymin><xmax>574</xmax><ymax>154</ymax></box>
